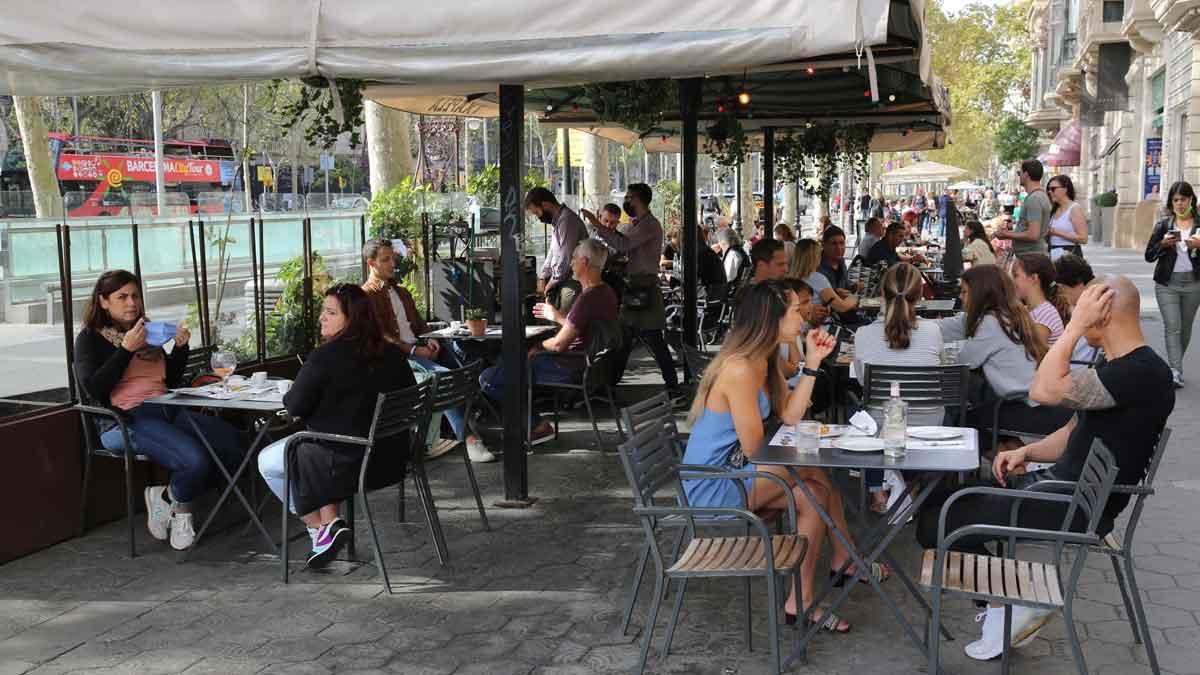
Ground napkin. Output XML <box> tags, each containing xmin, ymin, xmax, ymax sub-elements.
<box><xmin>849</xmin><ymin>410</ymin><xmax>878</xmax><ymax>436</ymax></box>
<box><xmin>144</xmin><ymin>321</ymin><xmax>177</xmax><ymax>347</ymax></box>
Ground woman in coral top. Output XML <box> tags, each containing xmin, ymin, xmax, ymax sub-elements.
<box><xmin>74</xmin><ymin>270</ymin><xmax>245</xmax><ymax>550</ymax></box>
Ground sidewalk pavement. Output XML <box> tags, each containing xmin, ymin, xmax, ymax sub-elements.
<box><xmin>2</xmin><ymin>245</ymin><xmax>1198</xmax><ymax>675</ymax></box>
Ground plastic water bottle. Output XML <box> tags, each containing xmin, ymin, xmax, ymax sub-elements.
<box><xmin>882</xmin><ymin>381</ymin><xmax>908</xmax><ymax>459</ymax></box>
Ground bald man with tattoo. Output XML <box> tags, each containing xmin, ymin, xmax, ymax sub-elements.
<box><xmin>916</xmin><ymin>276</ymin><xmax>1175</xmax><ymax>661</ymax></box>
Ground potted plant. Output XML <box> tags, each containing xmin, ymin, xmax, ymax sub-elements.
<box><xmin>464</xmin><ymin>307</ymin><xmax>489</xmax><ymax>337</ymax></box>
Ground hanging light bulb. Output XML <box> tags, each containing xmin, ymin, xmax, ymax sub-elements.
<box><xmin>738</xmin><ymin>91</ymin><xmax>751</xmax><ymax>105</ymax></box>
<box><xmin>888</xmin><ymin>94</ymin><xmax>896</xmax><ymax>102</ymax></box>
<box><xmin>806</xmin><ymin>67</ymin><xmax>815</xmax><ymax>75</ymax></box>
<box><xmin>717</xmin><ymin>103</ymin><xmax>725</xmax><ymax>113</ymax></box>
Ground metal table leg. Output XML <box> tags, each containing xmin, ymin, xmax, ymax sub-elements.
<box><xmin>180</xmin><ymin>416</ymin><xmax>277</xmax><ymax>559</ymax></box>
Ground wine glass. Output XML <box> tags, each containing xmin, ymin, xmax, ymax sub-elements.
<box><xmin>210</xmin><ymin>350</ymin><xmax>237</xmax><ymax>392</ymax></box>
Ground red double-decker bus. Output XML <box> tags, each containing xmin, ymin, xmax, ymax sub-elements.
<box><xmin>1</xmin><ymin>133</ymin><xmax>238</xmax><ymax>217</ymax></box>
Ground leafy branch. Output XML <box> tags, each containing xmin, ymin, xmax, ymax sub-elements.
<box><xmin>272</xmin><ymin>77</ymin><xmax>366</xmax><ymax>150</ymax></box>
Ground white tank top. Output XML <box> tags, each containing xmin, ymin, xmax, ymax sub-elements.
<box><xmin>1049</xmin><ymin>202</ymin><xmax>1078</xmax><ymax>248</ymax></box>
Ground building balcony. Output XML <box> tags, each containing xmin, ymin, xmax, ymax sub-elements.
<box><xmin>1152</xmin><ymin>0</ymin><xmax>1200</xmax><ymax>34</ymax></box>
<box><xmin>1076</xmin><ymin>0</ymin><xmax>1133</xmax><ymax>73</ymax></box>
<box><xmin>1125</xmin><ymin>0</ymin><xmax>1166</xmax><ymax>51</ymax></box>
<box><xmin>1026</xmin><ymin>104</ymin><xmax>1071</xmax><ymax>131</ymax></box>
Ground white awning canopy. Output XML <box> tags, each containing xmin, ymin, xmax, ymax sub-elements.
<box><xmin>880</xmin><ymin>159</ymin><xmax>968</xmax><ymax>184</ymax></box>
<box><xmin>0</xmin><ymin>0</ymin><xmax>908</xmax><ymax>95</ymax></box>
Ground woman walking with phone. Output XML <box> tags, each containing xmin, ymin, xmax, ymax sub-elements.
<box><xmin>1145</xmin><ymin>180</ymin><xmax>1200</xmax><ymax>387</ymax></box>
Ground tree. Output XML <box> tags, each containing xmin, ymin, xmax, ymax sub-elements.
<box><xmin>12</xmin><ymin>96</ymin><xmax>62</xmax><ymax>218</ymax></box>
<box><xmin>924</xmin><ymin>0</ymin><xmax>1033</xmax><ymax>177</ymax></box>
<box><xmin>993</xmin><ymin>115</ymin><xmax>1042</xmax><ymax>166</ymax></box>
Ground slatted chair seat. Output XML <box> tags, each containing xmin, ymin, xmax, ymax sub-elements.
<box><xmin>920</xmin><ymin>550</ymin><xmax>1063</xmax><ymax>609</ymax></box>
<box><xmin>94</xmin><ymin>445</ymin><xmax>151</xmax><ymax>462</ymax></box>
<box><xmin>670</xmin><ymin>535</ymin><xmax>807</xmax><ymax>577</ymax></box>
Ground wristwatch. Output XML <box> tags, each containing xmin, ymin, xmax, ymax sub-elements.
<box><xmin>801</xmin><ymin>367</ymin><xmax>822</xmax><ymax>378</ymax></box>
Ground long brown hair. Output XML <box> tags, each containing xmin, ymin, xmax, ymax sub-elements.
<box><xmin>1014</xmin><ymin>253</ymin><xmax>1071</xmax><ymax>322</ymax></box>
<box><xmin>963</xmin><ymin>219</ymin><xmax>994</xmax><ymax>253</ymax></box>
<box><xmin>789</xmin><ymin>238</ymin><xmax>821</xmax><ymax>279</ymax></box>
<box><xmin>1047</xmin><ymin>174</ymin><xmax>1076</xmax><ymax>218</ymax></box>
<box><xmin>962</xmin><ymin>264</ymin><xmax>1046</xmax><ymax>363</ymax></box>
<box><xmin>82</xmin><ymin>269</ymin><xmax>143</xmax><ymax>331</ymax></box>
<box><xmin>325</xmin><ymin>284</ymin><xmax>388</xmax><ymax>361</ymax></box>
<box><xmin>688</xmin><ymin>281</ymin><xmax>792</xmax><ymax>424</ymax></box>
<box><xmin>882</xmin><ymin>263</ymin><xmax>924</xmax><ymax>349</ymax></box>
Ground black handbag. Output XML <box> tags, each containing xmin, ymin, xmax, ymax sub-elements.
<box><xmin>624</xmin><ymin>285</ymin><xmax>654</xmax><ymax>310</ymax></box>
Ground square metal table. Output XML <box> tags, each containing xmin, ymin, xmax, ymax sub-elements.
<box><xmin>754</xmin><ymin>427</ymin><xmax>979</xmax><ymax>664</ymax></box>
<box><xmin>142</xmin><ymin>390</ymin><xmax>284</xmax><ymax>558</ymax></box>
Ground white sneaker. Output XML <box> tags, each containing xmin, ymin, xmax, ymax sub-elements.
<box><xmin>426</xmin><ymin>438</ymin><xmax>459</xmax><ymax>459</ymax></box>
<box><xmin>169</xmin><ymin>512</ymin><xmax>195</xmax><ymax>551</ymax></box>
<box><xmin>964</xmin><ymin>608</ymin><xmax>1004</xmax><ymax>661</ymax></box>
<box><xmin>466</xmin><ymin>438</ymin><xmax>496</xmax><ymax>463</ymax></box>
<box><xmin>1173</xmin><ymin>369</ymin><xmax>1185</xmax><ymax>389</ymax></box>
<box><xmin>143</xmin><ymin>486</ymin><xmax>171</xmax><ymax>541</ymax></box>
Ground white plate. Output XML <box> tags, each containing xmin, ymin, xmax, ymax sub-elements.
<box><xmin>907</xmin><ymin>427</ymin><xmax>964</xmax><ymax>441</ymax></box>
<box><xmin>833</xmin><ymin>437</ymin><xmax>886</xmax><ymax>452</ymax></box>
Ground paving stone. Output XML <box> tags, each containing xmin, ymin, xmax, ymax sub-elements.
<box><xmin>179</xmin><ymin>656</ymin><xmax>272</xmax><ymax>674</ymax></box>
<box><xmin>0</xmin><ymin>601</ymin><xmax>158</xmax><ymax>663</ymax></box>
<box><xmin>316</xmin><ymin>621</ymin><xmax>390</xmax><ymax>645</ymax></box>
<box><xmin>318</xmin><ymin>643</ymin><xmax>397</xmax><ymax>670</ymax></box>
<box><xmin>453</xmin><ymin>661</ymin><xmax>536</xmax><ymax>675</ymax></box>
<box><xmin>250</xmin><ymin>636</ymin><xmax>336</xmax><ymax>662</ymax></box>
<box><xmin>1150</xmin><ymin>589</ymin><xmax>1200</xmax><ymax>612</ymax></box>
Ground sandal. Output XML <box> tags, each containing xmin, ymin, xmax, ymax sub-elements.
<box><xmin>830</xmin><ymin>561</ymin><xmax>891</xmax><ymax>587</ymax></box>
<box><xmin>786</xmin><ymin>606</ymin><xmax>852</xmax><ymax>633</ymax></box>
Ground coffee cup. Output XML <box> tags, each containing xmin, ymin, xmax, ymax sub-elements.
<box><xmin>250</xmin><ymin>371</ymin><xmax>268</xmax><ymax>386</ymax></box>
<box><xmin>450</xmin><ymin>320</ymin><xmax>463</xmax><ymax>331</ymax></box>
<box><xmin>276</xmin><ymin>379</ymin><xmax>293</xmax><ymax>395</ymax></box>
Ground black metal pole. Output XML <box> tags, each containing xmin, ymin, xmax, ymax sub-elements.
<box><xmin>187</xmin><ymin>221</ymin><xmax>206</xmax><ymax>347</ymax></box>
<box><xmin>197</xmin><ymin>220</ymin><xmax>211</xmax><ymax>347</ymax></box>
<box><xmin>131</xmin><ymin>223</ymin><xmax>143</xmax><ymax>283</ymax></box>
<box><xmin>302</xmin><ymin>217</ymin><xmax>313</xmax><ymax>352</ymax></box>
<box><xmin>56</xmin><ymin>224</ymin><xmax>76</xmax><ymax>400</ymax></box>
<box><xmin>679</xmin><ymin>78</ymin><xmax>702</xmax><ymax>348</ymax></box>
<box><xmin>562</xmin><ymin>128</ymin><xmax>573</xmax><ymax>195</ymax></box>
<box><xmin>257</xmin><ymin>218</ymin><xmax>267</xmax><ymax>359</ymax></box>
<box><xmin>498</xmin><ymin>84</ymin><xmax>531</xmax><ymax>505</ymax></box>
<box><xmin>763</xmin><ymin>127</ymin><xmax>775</xmax><ymax>235</ymax></box>
<box><xmin>422</xmin><ymin>211</ymin><xmax>433</xmax><ymax>322</ymax></box>
<box><xmin>248</xmin><ymin>217</ymin><xmax>264</xmax><ymax>363</ymax></box>
<box><xmin>359</xmin><ymin>214</ymin><xmax>368</xmax><ymax>282</ymax></box>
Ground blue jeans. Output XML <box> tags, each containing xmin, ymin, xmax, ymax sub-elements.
<box><xmin>100</xmin><ymin>402</ymin><xmax>245</xmax><ymax>504</ymax></box>
<box><xmin>258</xmin><ymin>434</ymin><xmax>296</xmax><ymax>513</ymax></box>
<box><xmin>480</xmin><ymin>354</ymin><xmax>580</xmax><ymax>425</ymax></box>
<box><xmin>410</xmin><ymin>348</ymin><xmax>469</xmax><ymax>440</ymax></box>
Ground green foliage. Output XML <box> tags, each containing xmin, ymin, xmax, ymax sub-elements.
<box><xmin>772</xmin><ymin>125</ymin><xmax>872</xmax><ymax>201</ymax></box>
<box><xmin>707</xmin><ymin>115</ymin><xmax>749</xmax><ymax>171</ymax></box>
<box><xmin>273</xmin><ymin>77</ymin><xmax>366</xmax><ymax>150</ymax></box>
<box><xmin>582</xmin><ymin>80</ymin><xmax>678</xmax><ymax>132</ymax></box>
<box><xmin>523</xmin><ymin>168</ymin><xmax>549</xmax><ymax>192</ymax></box>
<box><xmin>925</xmin><ymin>0</ymin><xmax>1033</xmax><ymax>176</ymax></box>
<box><xmin>367</xmin><ymin>176</ymin><xmax>430</xmax><ymax>241</ymax></box>
<box><xmin>1093</xmin><ymin>190</ymin><xmax>1118</xmax><ymax>207</ymax></box>
<box><xmin>464</xmin><ymin>307</ymin><xmax>488</xmax><ymax>321</ymax></box>
<box><xmin>467</xmin><ymin>164</ymin><xmax>500</xmax><ymax>207</ymax></box>
<box><xmin>993</xmin><ymin>115</ymin><xmax>1042</xmax><ymax>166</ymax></box>
<box><xmin>654</xmin><ymin>179</ymin><xmax>683</xmax><ymax>229</ymax></box>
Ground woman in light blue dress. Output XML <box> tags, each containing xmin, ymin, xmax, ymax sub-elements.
<box><xmin>683</xmin><ymin>281</ymin><xmax>881</xmax><ymax>632</ymax></box>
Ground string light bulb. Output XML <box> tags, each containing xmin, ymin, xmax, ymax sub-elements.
<box><xmin>888</xmin><ymin>94</ymin><xmax>896</xmax><ymax>102</ymax></box>
<box><xmin>806</xmin><ymin>67</ymin><xmax>815</xmax><ymax>75</ymax></box>
<box><xmin>738</xmin><ymin>91</ymin><xmax>751</xmax><ymax>105</ymax></box>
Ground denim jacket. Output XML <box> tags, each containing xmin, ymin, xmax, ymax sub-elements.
<box><xmin>1145</xmin><ymin>215</ymin><xmax>1200</xmax><ymax>285</ymax></box>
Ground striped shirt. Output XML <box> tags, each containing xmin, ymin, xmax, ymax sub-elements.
<box><xmin>1029</xmin><ymin>300</ymin><xmax>1065</xmax><ymax>346</ymax></box>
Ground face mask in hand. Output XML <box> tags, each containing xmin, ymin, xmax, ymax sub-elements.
<box><xmin>623</xmin><ymin>200</ymin><xmax>636</xmax><ymax>218</ymax></box>
<box><xmin>537</xmin><ymin>210</ymin><xmax>553</xmax><ymax>225</ymax></box>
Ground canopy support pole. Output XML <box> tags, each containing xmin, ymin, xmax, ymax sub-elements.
<box><xmin>763</xmin><ymin>127</ymin><xmax>775</xmax><ymax>235</ymax></box>
<box><xmin>497</xmin><ymin>84</ymin><xmax>533</xmax><ymax>506</ymax></box>
<box><xmin>152</xmin><ymin>90</ymin><xmax>166</xmax><ymax>216</ymax></box>
<box><xmin>679</xmin><ymin>78</ymin><xmax>701</xmax><ymax>348</ymax></box>
<box><xmin>562</xmin><ymin>128</ymin><xmax>572</xmax><ymax>195</ymax></box>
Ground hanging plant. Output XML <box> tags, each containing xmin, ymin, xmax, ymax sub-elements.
<box><xmin>273</xmin><ymin>76</ymin><xmax>367</xmax><ymax>149</ymax></box>
<box><xmin>581</xmin><ymin>79</ymin><xmax>677</xmax><ymax>132</ymax></box>
<box><xmin>707</xmin><ymin>114</ymin><xmax>750</xmax><ymax>171</ymax></box>
<box><xmin>773</xmin><ymin>131</ymin><xmax>809</xmax><ymax>184</ymax></box>
<box><xmin>835</xmin><ymin>125</ymin><xmax>873</xmax><ymax>185</ymax></box>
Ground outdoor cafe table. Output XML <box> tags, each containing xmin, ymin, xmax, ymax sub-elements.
<box><xmin>419</xmin><ymin>325</ymin><xmax>556</xmax><ymax>342</ymax></box>
<box><xmin>755</xmin><ymin>425</ymin><xmax>979</xmax><ymax>665</ymax></box>
<box><xmin>859</xmin><ymin>297</ymin><xmax>957</xmax><ymax>315</ymax></box>
<box><xmin>142</xmin><ymin>388</ymin><xmax>284</xmax><ymax>558</ymax></box>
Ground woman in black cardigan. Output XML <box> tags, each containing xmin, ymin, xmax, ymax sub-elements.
<box><xmin>75</xmin><ymin>270</ymin><xmax>245</xmax><ymax>551</ymax></box>
<box><xmin>1145</xmin><ymin>180</ymin><xmax>1200</xmax><ymax>387</ymax></box>
<box><xmin>257</xmin><ymin>284</ymin><xmax>416</xmax><ymax>568</ymax></box>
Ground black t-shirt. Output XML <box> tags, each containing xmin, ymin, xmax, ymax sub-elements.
<box><xmin>864</xmin><ymin>239</ymin><xmax>900</xmax><ymax>268</ymax></box>
<box><xmin>662</xmin><ymin>242</ymin><xmax>678</xmax><ymax>261</ymax></box>
<box><xmin>697</xmin><ymin>245</ymin><xmax>727</xmax><ymax>288</ymax></box>
<box><xmin>1050</xmin><ymin>346</ymin><xmax>1174</xmax><ymax>524</ymax></box>
<box><xmin>819</xmin><ymin>259</ymin><xmax>848</xmax><ymax>290</ymax></box>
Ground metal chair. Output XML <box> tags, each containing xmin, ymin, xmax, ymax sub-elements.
<box><xmin>74</xmin><ymin>363</ymin><xmax>151</xmax><ymax>557</ymax></box>
<box><xmin>398</xmin><ymin>363</ymin><xmax>490</xmax><ymax>532</ymax></box>
<box><xmin>921</xmin><ymin>439</ymin><xmax>1121</xmax><ymax>675</ymax></box>
<box><xmin>183</xmin><ymin>345</ymin><xmax>215</xmax><ymax>385</ymax></box>
<box><xmin>280</xmin><ymin>378</ymin><xmax>437</xmax><ymax>591</ymax></box>
<box><xmin>1019</xmin><ymin>428</ymin><xmax>1172</xmax><ymax>675</ymax></box>
<box><xmin>617</xmin><ymin>422</ymin><xmax>806</xmax><ymax>675</ymax></box>
<box><xmin>614</xmin><ymin>392</ymin><xmax>789</xmax><ymax>647</ymax></box>
<box><xmin>859</xmin><ymin>364</ymin><xmax>970</xmax><ymax>424</ymax></box>
<box><xmin>526</xmin><ymin>321</ymin><xmax>623</xmax><ymax>450</ymax></box>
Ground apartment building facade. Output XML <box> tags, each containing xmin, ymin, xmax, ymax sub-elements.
<box><xmin>1027</xmin><ymin>0</ymin><xmax>1200</xmax><ymax>248</ymax></box>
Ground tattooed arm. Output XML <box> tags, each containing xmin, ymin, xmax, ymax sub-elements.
<box><xmin>1031</xmin><ymin>284</ymin><xmax>1116</xmax><ymax>408</ymax></box>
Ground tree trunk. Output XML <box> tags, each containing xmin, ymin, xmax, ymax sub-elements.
<box><xmin>738</xmin><ymin>155</ymin><xmax>755</xmax><ymax>232</ymax></box>
<box><xmin>582</xmin><ymin>133</ymin><xmax>610</xmax><ymax>212</ymax></box>
<box><xmin>364</xmin><ymin>100</ymin><xmax>414</xmax><ymax>197</ymax></box>
<box><xmin>13</xmin><ymin>96</ymin><xmax>63</xmax><ymax>219</ymax></box>
<box><xmin>781</xmin><ymin>179</ymin><xmax>797</xmax><ymax>226</ymax></box>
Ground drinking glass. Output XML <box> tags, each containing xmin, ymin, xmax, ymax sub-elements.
<box><xmin>794</xmin><ymin>422</ymin><xmax>821</xmax><ymax>453</ymax></box>
<box><xmin>211</xmin><ymin>350</ymin><xmax>237</xmax><ymax>391</ymax></box>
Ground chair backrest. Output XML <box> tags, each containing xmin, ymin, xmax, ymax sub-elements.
<box><xmin>1118</xmin><ymin>427</ymin><xmax>1171</xmax><ymax>542</ymax></box>
<box><xmin>1061</xmin><ymin>438</ymin><xmax>1121</xmax><ymax>536</ymax></box>
<box><xmin>183</xmin><ymin>345</ymin><xmax>215</xmax><ymax>384</ymax></box>
<box><xmin>586</xmin><ymin>318</ymin><xmax>625</xmax><ymax>360</ymax></box>
<box><xmin>72</xmin><ymin>362</ymin><xmax>99</xmax><ymax>406</ymax></box>
<box><xmin>368</xmin><ymin>378</ymin><xmax>434</xmax><ymax>446</ymax></box>
<box><xmin>616</xmin><ymin>421</ymin><xmax>683</xmax><ymax>510</ymax></box>
<box><xmin>620</xmin><ymin>392</ymin><xmax>680</xmax><ymax>446</ymax></box>
<box><xmin>861</xmin><ymin>363</ymin><xmax>969</xmax><ymax>424</ymax></box>
<box><xmin>429</xmin><ymin>361</ymin><xmax>483</xmax><ymax>413</ymax></box>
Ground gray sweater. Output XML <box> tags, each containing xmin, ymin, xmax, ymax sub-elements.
<box><xmin>934</xmin><ymin>313</ymin><xmax>1037</xmax><ymax>399</ymax></box>
<box><xmin>853</xmin><ymin>317</ymin><xmax>945</xmax><ymax>426</ymax></box>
